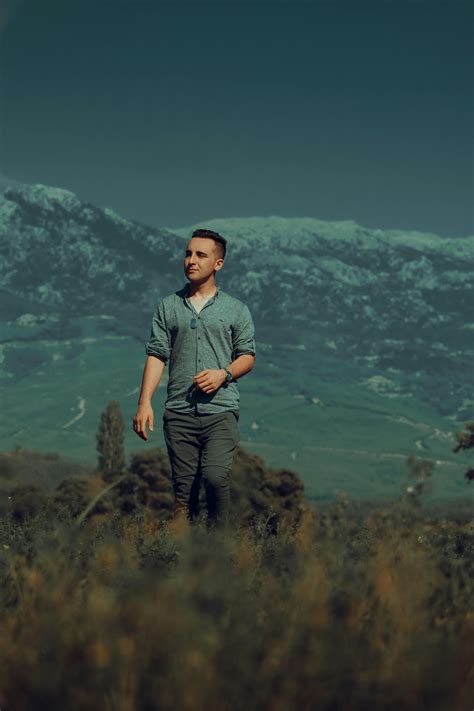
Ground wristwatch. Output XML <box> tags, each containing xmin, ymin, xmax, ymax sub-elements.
<box><xmin>223</xmin><ymin>367</ymin><xmax>234</xmax><ymax>383</ymax></box>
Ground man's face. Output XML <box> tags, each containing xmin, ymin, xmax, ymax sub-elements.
<box><xmin>184</xmin><ymin>237</ymin><xmax>223</xmax><ymax>281</ymax></box>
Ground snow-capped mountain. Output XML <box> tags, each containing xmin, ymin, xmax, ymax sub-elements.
<box><xmin>0</xmin><ymin>183</ymin><xmax>186</xmax><ymax>316</ymax></box>
<box><xmin>1</xmin><ymin>183</ymin><xmax>473</xmax><ymax>409</ymax></box>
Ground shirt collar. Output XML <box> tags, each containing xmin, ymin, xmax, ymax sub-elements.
<box><xmin>183</xmin><ymin>283</ymin><xmax>220</xmax><ymax>300</ymax></box>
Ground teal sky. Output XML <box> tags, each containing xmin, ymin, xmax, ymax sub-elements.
<box><xmin>0</xmin><ymin>0</ymin><xmax>472</xmax><ymax>237</ymax></box>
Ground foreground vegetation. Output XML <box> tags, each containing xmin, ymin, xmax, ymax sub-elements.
<box><xmin>0</xmin><ymin>490</ymin><xmax>472</xmax><ymax>710</ymax></box>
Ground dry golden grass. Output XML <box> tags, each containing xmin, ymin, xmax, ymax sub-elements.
<box><xmin>0</xmin><ymin>497</ymin><xmax>472</xmax><ymax>710</ymax></box>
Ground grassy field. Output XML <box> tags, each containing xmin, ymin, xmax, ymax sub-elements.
<box><xmin>0</xmin><ymin>331</ymin><xmax>470</xmax><ymax>506</ymax></box>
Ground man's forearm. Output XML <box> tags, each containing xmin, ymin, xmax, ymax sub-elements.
<box><xmin>138</xmin><ymin>355</ymin><xmax>166</xmax><ymax>405</ymax></box>
<box><xmin>223</xmin><ymin>354</ymin><xmax>255</xmax><ymax>381</ymax></box>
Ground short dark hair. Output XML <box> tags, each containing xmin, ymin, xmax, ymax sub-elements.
<box><xmin>191</xmin><ymin>229</ymin><xmax>227</xmax><ymax>260</ymax></box>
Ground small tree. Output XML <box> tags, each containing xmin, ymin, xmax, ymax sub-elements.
<box><xmin>452</xmin><ymin>420</ymin><xmax>474</xmax><ymax>482</ymax></box>
<box><xmin>96</xmin><ymin>400</ymin><xmax>126</xmax><ymax>483</ymax></box>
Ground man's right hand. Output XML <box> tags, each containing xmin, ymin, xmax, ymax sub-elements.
<box><xmin>133</xmin><ymin>403</ymin><xmax>154</xmax><ymax>441</ymax></box>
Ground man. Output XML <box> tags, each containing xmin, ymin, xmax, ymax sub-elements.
<box><xmin>133</xmin><ymin>228</ymin><xmax>256</xmax><ymax>532</ymax></box>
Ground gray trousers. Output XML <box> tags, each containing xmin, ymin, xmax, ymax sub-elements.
<box><xmin>162</xmin><ymin>408</ymin><xmax>240</xmax><ymax>527</ymax></box>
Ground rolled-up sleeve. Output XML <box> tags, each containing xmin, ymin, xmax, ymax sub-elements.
<box><xmin>232</xmin><ymin>304</ymin><xmax>256</xmax><ymax>359</ymax></box>
<box><xmin>145</xmin><ymin>299</ymin><xmax>171</xmax><ymax>365</ymax></box>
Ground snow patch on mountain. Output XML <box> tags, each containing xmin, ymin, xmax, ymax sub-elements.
<box><xmin>5</xmin><ymin>183</ymin><xmax>84</xmax><ymax>214</ymax></box>
<box><xmin>171</xmin><ymin>215</ymin><xmax>473</xmax><ymax>258</ymax></box>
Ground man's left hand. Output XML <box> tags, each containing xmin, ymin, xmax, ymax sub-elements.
<box><xmin>193</xmin><ymin>369</ymin><xmax>226</xmax><ymax>394</ymax></box>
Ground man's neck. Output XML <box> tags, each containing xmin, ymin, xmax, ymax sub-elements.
<box><xmin>187</xmin><ymin>282</ymin><xmax>218</xmax><ymax>300</ymax></box>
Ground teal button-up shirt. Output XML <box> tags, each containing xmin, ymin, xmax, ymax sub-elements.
<box><xmin>145</xmin><ymin>282</ymin><xmax>256</xmax><ymax>414</ymax></box>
